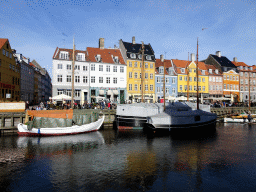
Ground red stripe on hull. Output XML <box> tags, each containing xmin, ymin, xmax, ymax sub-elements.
<box><xmin>18</xmin><ymin>129</ymin><xmax>98</xmax><ymax>137</ymax></box>
<box><xmin>118</xmin><ymin>126</ymin><xmax>134</xmax><ymax>130</ymax></box>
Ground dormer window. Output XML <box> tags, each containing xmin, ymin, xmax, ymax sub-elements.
<box><xmin>138</xmin><ymin>54</ymin><xmax>142</xmax><ymax>59</ymax></box>
<box><xmin>209</xmin><ymin>69</ymin><xmax>212</xmax><ymax>74</ymax></box>
<box><xmin>77</xmin><ymin>53</ymin><xmax>85</xmax><ymax>61</ymax></box>
<box><xmin>250</xmin><ymin>67</ymin><xmax>253</xmax><ymax>70</ymax></box>
<box><xmin>113</xmin><ymin>56</ymin><xmax>119</xmax><ymax>63</ymax></box>
<box><xmin>181</xmin><ymin>68</ymin><xmax>185</xmax><ymax>73</ymax></box>
<box><xmin>131</xmin><ymin>53</ymin><xmax>136</xmax><ymax>58</ymax></box>
<box><xmin>202</xmin><ymin>70</ymin><xmax>205</xmax><ymax>75</ymax></box>
<box><xmin>240</xmin><ymin>66</ymin><xmax>243</xmax><ymax>70</ymax></box>
<box><xmin>59</xmin><ymin>51</ymin><xmax>69</xmax><ymax>60</ymax></box>
<box><xmin>169</xmin><ymin>68</ymin><xmax>174</xmax><ymax>75</ymax></box>
<box><xmin>96</xmin><ymin>54</ymin><xmax>102</xmax><ymax>62</ymax></box>
<box><xmin>146</xmin><ymin>55</ymin><xmax>151</xmax><ymax>60</ymax></box>
<box><xmin>215</xmin><ymin>69</ymin><xmax>218</xmax><ymax>74</ymax></box>
<box><xmin>245</xmin><ymin>66</ymin><xmax>248</xmax><ymax>70</ymax></box>
<box><xmin>159</xmin><ymin>67</ymin><xmax>164</xmax><ymax>74</ymax></box>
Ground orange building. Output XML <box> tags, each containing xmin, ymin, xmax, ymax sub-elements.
<box><xmin>223</xmin><ymin>70</ymin><xmax>239</xmax><ymax>102</ymax></box>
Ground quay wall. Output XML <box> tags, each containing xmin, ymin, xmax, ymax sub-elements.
<box><xmin>0</xmin><ymin>107</ymin><xmax>255</xmax><ymax>136</ymax></box>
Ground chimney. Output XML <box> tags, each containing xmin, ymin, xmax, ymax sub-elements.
<box><xmin>233</xmin><ymin>57</ymin><xmax>237</xmax><ymax>62</ymax></box>
<box><xmin>216</xmin><ymin>51</ymin><xmax>221</xmax><ymax>57</ymax></box>
<box><xmin>99</xmin><ymin>38</ymin><xmax>104</xmax><ymax>49</ymax></box>
<box><xmin>160</xmin><ymin>54</ymin><xmax>164</xmax><ymax>62</ymax></box>
<box><xmin>20</xmin><ymin>54</ymin><xmax>22</xmax><ymax>60</ymax></box>
<box><xmin>191</xmin><ymin>53</ymin><xmax>195</xmax><ymax>62</ymax></box>
<box><xmin>132</xmin><ymin>36</ymin><xmax>135</xmax><ymax>44</ymax></box>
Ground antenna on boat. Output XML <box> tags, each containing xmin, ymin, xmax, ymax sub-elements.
<box><xmin>249</xmin><ymin>69</ymin><xmax>251</xmax><ymax>111</ymax></box>
<box><xmin>196</xmin><ymin>38</ymin><xmax>199</xmax><ymax>110</ymax></box>
<box><xmin>71</xmin><ymin>36</ymin><xmax>75</xmax><ymax>109</ymax></box>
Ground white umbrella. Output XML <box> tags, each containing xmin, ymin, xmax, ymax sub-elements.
<box><xmin>51</xmin><ymin>94</ymin><xmax>72</xmax><ymax>100</ymax></box>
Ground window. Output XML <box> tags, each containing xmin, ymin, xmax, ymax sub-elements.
<box><xmin>66</xmin><ymin>90</ymin><xmax>71</xmax><ymax>97</ymax></box>
<box><xmin>145</xmin><ymin>73</ymin><xmax>148</xmax><ymax>79</ymax></box>
<box><xmin>172</xmin><ymin>78</ymin><xmax>175</xmax><ymax>84</ymax></box>
<box><xmin>83</xmin><ymin>66</ymin><xmax>87</xmax><ymax>71</ymax></box>
<box><xmin>203</xmin><ymin>86</ymin><xmax>205</xmax><ymax>91</ymax></box>
<box><xmin>138</xmin><ymin>55</ymin><xmax>142</xmax><ymax>59</ymax></box>
<box><xmin>159</xmin><ymin>67</ymin><xmax>164</xmax><ymax>74</ymax></box>
<box><xmin>106</xmin><ymin>65</ymin><xmax>110</xmax><ymax>72</ymax></box>
<box><xmin>181</xmin><ymin>68</ymin><xmax>185</xmax><ymax>73</ymax></box>
<box><xmin>194</xmin><ymin>77</ymin><xmax>197</xmax><ymax>82</ymax></box>
<box><xmin>0</xmin><ymin>59</ymin><xmax>1</xmax><ymax>67</ymax></box>
<box><xmin>91</xmin><ymin>76</ymin><xmax>95</xmax><ymax>83</ymax></box>
<box><xmin>224</xmin><ymin>84</ymin><xmax>226</xmax><ymax>89</ymax></box>
<box><xmin>134</xmin><ymin>72</ymin><xmax>138</xmax><ymax>79</ymax></box>
<box><xmin>75</xmin><ymin>76</ymin><xmax>80</xmax><ymax>83</ymax></box>
<box><xmin>157</xmin><ymin>87</ymin><xmax>160</xmax><ymax>93</ymax></box>
<box><xmin>145</xmin><ymin>85</ymin><xmax>148</xmax><ymax>91</ymax></box>
<box><xmin>91</xmin><ymin>64</ymin><xmax>95</xmax><ymax>71</ymax></box>
<box><xmin>245</xmin><ymin>86</ymin><xmax>248</xmax><ymax>91</ymax></box>
<box><xmin>189</xmin><ymin>85</ymin><xmax>192</xmax><ymax>91</ymax></box>
<box><xmin>180</xmin><ymin>85</ymin><xmax>182</xmax><ymax>91</ymax></box>
<box><xmin>212</xmin><ymin>77</ymin><xmax>215</xmax><ymax>82</ymax></box>
<box><xmin>120</xmin><ymin>67</ymin><xmax>124</xmax><ymax>73</ymax></box>
<box><xmin>57</xmin><ymin>89</ymin><xmax>63</xmax><ymax>95</ymax></box>
<box><xmin>245</xmin><ymin>79</ymin><xmax>248</xmax><ymax>84</ymax></box>
<box><xmin>150</xmin><ymin>73</ymin><xmax>153</xmax><ymax>79</ymax></box>
<box><xmin>209</xmin><ymin>77</ymin><xmax>212</xmax><ymax>81</ymax></box>
<box><xmin>131</xmin><ymin>53</ymin><xmax>136</xmax><ymax>58</ymax></box>
<box><xmin>224</xmin><ymin>75</ymin><xmax>226</xmax><ymax>80</ymax></box>
<box><xmin>241</xmin><ymin>79</ymin><xmax>243</xmax><ymax>84</ymax></box>
<box><xmin>189</xmin><ymin>77</ymin><xmax>192</xmax><ymax>82</ymax></box>
<box><xmin>83</xmin><ymin>76</ymin><xmax>88</xmax><ymax>83</ymax></box>
<box><xmin>106</xmin><ymin>77</ymin><xmax>110</xmax><ymax>84</ymax></box>
<box><xmin>209</xmin><ymin>85</ymin><xmax>212</xmax><ymax>90</ymax></box>
<box><xmin>134</xmin><ymin>62</ymin><xmax>137</xmax><ymax>67</ymax></box>
<box><xmin>76</xmin><ymin>53</ymin><xmax>85</xmax><ymax>61</ymax></box>
<box><xmin>135</xmin><ymin>84</ymin><xmax>138</xmax><ymax>91</ymax></box>
<box><xmin>157</xmin><ymin>77</ymin><xmax>160</xmax><ymax>83</ymax></box>
<box><xmin>75</xmin><ymin>90</ymin><xmax>80</xmax><ymax>97</ymax></box>
<box><xmin>166</xmin><ymin>78</ymin><xmax>169</xmax><ymax>84</ymax></box>
<box><xmin>150</xmin><ymin>85</ymin><xmax>153</xmax><ymax>91</ymax></box>
<box><xmin>227</xmin><ymin>84</ymin><xmax>229</xmax><ymax>89</ymax></box>
<box><xmin>240</xmin><ymin>72</ymin><xmax>243</xmax><ymax>77</ymax></box>
<box><xmin>129</xmin><ymin>62</ymin><xmax>132</xmax><ymax>67</ymax></box>
<box><xmin>140</xmin><ymin>62</ymin><xmax>142</xmax><ymax>68</ymax></box>
<box><xmin>75</xmin><ymin>65</ymin><xmax>80</xmax><ymax>70</ymax></box>
<box><xmin>113</xmin><ymin>77</ymin><xmax>117</xmax><ymax>84</ymax></box>
<box><xmin>67</xmin><ymin>64</ymin><xmax>71</xmax><ymax>70</ymax></box>
<box><xmin>146</xmin><ymin>55</ymin><xmax>151</xmax><ymax>60</ymax></box>
<box><xmin>58</xmin><ymin>64</ymin><xmax>62</xmax><ymax>69</ymax></box>
<box><xmin>96</xmin><ymin>55</ymin><xmax>101</xmax><ymax>62</ymax></box>
<box><xmin>150</xmin><ymin>63</ymin><xmax>153</xmax><ymax>68</ymax></box>
<box><xmin>129</xmin><ymin>72</ymin><xmax>132</xmax><ymax>78</ymax></box>
<box><xmin>165</xmin><ymin>88</ymin><xmax>169</xmax><ymax>93</ymax></box>
<box><xmin>113</xmin><ymin>66</ymin><xmax>117</xmax><ymax>72</ymax></box>
<box><xmin>202</xmin><ymin>78</ymin><xmax>205</xmax><ymax>82</ymax></box>
<box><xmin>59</xmin><ymin>52</ymin><xmax>69</xmax><ymax>59</ymax></box>
<box><xmin>179</xmin><ymin>76</ymin><xmax>182</xmax><ymax>81</ymax></box>
<box><xmin>66</xmin><ymin>75</ymin><xmax>71</xmax><ymax>82</ymax></box>
<box><xmin>57</xmin><ymin>75</ymin><xmax>62</xmax><ymax>82</ymax></box>
<box><xmin>245</xmin><ymin>72</ymin><xmax>248</xmax><ymax>77</ymax></box>
<box><xmin>2</xmin><ymin>49</ymin><xmax>5</xmax><ymax>56</ymax></box>
<box><xmin>198</xmin><ymin>77</ymin><xmax>201</xmax><ymax>82</ymax></box>
<box><xmin>241</xmin><ymin>86</ymin><xmax>244</xmax><ymax>91</ymax></box>
<box><xmin>99</xmin><ymin>77</ymin><xmax>103</xmax><ymax>83</ymax></box>
<box><xmin>172</xmin><ymin>88</ymin><xmax>176</xmax><ymax>93</ymax></box>
<box><xmin>145</xmin><ymin>63</ymin><xmax>148</xmax><ymax>68</ymax></box>
<box><xmin>199</xmin><ymin>86</ymin><xmax>201</xmax><ymax>91</ymax></box>
<box><xmin>194</xmin><ymin>86</ymin><xmax>197</xmax><ymax>91</ymax></box>
<box><xmin>129</xmin><ymin>84</ymin><xmax>132</xmax><ymax>90</ymax></box>
<box><xmin>99</xmin><ymin>65</ymin><xmax>103</xmax><ymax>71</ymax></box>
<box><xmin>236</xmin><ymin>76</ymin><xmax>238</xmax><ymax>81</ymax></box>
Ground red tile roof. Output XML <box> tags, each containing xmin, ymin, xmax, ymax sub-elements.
<box><xmin>52</xmin><ymin>47</ymin><xmax>88</xmax><ymax>60</ymax></box>
<box><xmin>172</xmin><ymin>59</ymin><xmax>209</xmax><ymax>75</ymax></box>
<box><xmin>0</xmin><ymin>38</ymin><xmax>8</xmax><ymax>49</ymax></box>
<box><xmin>155</xmin><ymin>59</ymin><xmax>174</xmax><ymax>75</ymax></box>
<box><xmin>232</xmin><ymin>61</ymin><xmax>248</xmax><ymax>67</ymax></box>
<box><xmin>86</xmin><ymin>47</ymin><xmax>125</xmax><ymax>65</ymax></box>
<box><xmin>232</xmin><ymin>61</ymin><xmax>256</xmax><ymax>72</ymax></box>
<box><xmin>205</xmin><ymin>64</ymin><xmax>222</xmax><ymax>76</ymax></box>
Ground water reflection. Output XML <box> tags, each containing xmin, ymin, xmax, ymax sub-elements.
<box><xmin>0</xmin><ymin>123</ymin><xmax>256</xmax><ymax>191</ymax></box>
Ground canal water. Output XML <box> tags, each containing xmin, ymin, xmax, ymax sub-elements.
<box><xmin>1</xmin><ymin>123</ymin><xmax>256</xmax><ymax>192</ymax></box>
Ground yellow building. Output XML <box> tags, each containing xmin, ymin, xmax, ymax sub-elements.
<box><xmin>172</xmin><ymin>59</ymin><xmax>209</xmax><ymax>99</ymax></box>
<box><xmin>0</xmin><ymin>38</ymin><xmax>20</xmax><ymax>101</ymax></box>
<box><xmin>120</xmin><ymin>37</ymin><xmax>155</xmax><ymax>103</ymax></box>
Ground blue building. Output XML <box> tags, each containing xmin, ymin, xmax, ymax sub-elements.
<box><xmin>155</xmin><ymin>55</ymin><xmax>178</xmax><ymax>102</ymax></box>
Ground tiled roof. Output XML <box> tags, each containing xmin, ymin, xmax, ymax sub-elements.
<box><xmin>53</xmin><ymin>47</ymin><xmax>88</xmax><ymax>60</ymax></box>
<box><xmin>232</xmin><ymin>61</ymin><xmax>248</xmax><ymax>67</ymax></box>
<box><xmin>172</xmin><ymin>59</ymin><xmax>209</xmax><ymax>75</ymax></box>
<box><xmin>232</xmin><ymin>61</ymin><xmax>256</xmax><ymax>72</ymax></box>
<box><xmin>122</xmin><ymin>41</ymin><xmax>154</xmax><ymax>55</ymax></box>
<box><xmin>87</xmin><ymin>47</ymin><xmax>125</xmax><ymax>65</ymax></box>
<box><xmin>0</xmin><ymin>38</ymin><xmax>8</xmax><ymax>49</ymax></box>
<box><xmin>211</xmin><ymin>54</ymin><xmax>236</xmax><ymax>68</ymax></box>
<box><xmin>205</xmin><ymin>64</ymin><xmax>222</xmax><ymax>76</ymax></box>
<box><xmin>155</xmin><ymin>59</ymin><xmax>174</xmax><ymax>75</ymax></box>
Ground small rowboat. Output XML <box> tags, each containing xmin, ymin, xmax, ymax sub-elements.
<box><xmin>17</xmin><ymin>115</ymin><xmax>104</xmax><ymax>136</ymax></box>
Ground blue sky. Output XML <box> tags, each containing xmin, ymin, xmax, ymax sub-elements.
<box><xmin>1</xmin><ymin>0</ymin><xmax>255</xmax><ymax>78</ymax></box>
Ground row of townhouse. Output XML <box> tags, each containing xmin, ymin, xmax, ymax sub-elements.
<box><xmin>0</xmin><ymin>38</ymin><xmax>52</xmax><ymax>104</ymax></box>
<box><xmin>52</xmin><ymin>37</ymin><xmax>255</xmax><ymax>104</ymax></box>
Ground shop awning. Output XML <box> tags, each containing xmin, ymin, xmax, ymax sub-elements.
<box><xmin>107</xmin><ymin>90</ymin><xmax>112</xmax><ymax>95</ymax></box>
<box><xmin>99</xmin><ymin>90</ymin><xmax>105</xmax><ymax>95</ymax></box>
<box><xmin>113</xmin><ymin>90</ymin><xmax>118</xmax><ymax>95</ymax></box>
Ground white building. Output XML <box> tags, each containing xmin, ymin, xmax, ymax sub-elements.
<box><xmin>52</xmin><ymin>48</ymin><xmax>89</xmax><ymax>105</ymax></box>
<box><xmin>86</xmin><ymin>38</ymin><xmax>127</xmax><ymax>104</ymax></box>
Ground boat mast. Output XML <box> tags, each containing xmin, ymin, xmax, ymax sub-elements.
<box><xmin>187</xmin><ymin>52</ymin><xmax>189</xmax><ymax>102</ymax></box>
<box><xmin>141</xmin><ymin>41</ymin><xmax>145</xmax><ymax>103</ymax></box>
<box><xmin>249</xmin><ymin>70</ymin><xmax>251</xmax><ymax>111</ymax></box>
<box><xmin>196</xmin><ymin>38</ymin><xmax>199</xmax><ymax>110</ymax></box>
<box><xmin>163</xmin><ymin>56</ymin><xmax>166</xmax><ymax>111</ymax></box>
<box><xmin>71</xmin><ymin>37</ymin><xmax>75</xmax><ymax>109</ymax></box>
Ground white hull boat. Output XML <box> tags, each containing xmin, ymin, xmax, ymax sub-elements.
<box><xmin>224</xmin><ymin>117</ymin><xmax>256</xmax><ymax>123</ymax></box>
<box><xmin>146</xmin><ymin>102</ymin><xmax>217</xmax><ymax>131</ymax></box>
<box><xmin>17</xmin><ymin>115</ymin><xmax>104</xmax><ymax>136</ymax></box>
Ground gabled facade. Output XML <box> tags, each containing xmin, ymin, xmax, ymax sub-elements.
<box><xmin>86</xmin><ymin>38</ymin><xmax>127</xmax><ymax>104</ymax></box>
<box><xmin>172</xmin><ymin>54</ymin><xmax>209</xmax><ymax>99</ymax></box>
<box><xmin>206</xmin><ymin>64</ymin><xmax>223</xmax><ymax>98</ymax></box>
<box><xmin>205</xmin><ymin>51</ymin><xmax>238</xmax><ymax>102</ymax></box>
<box><xmin>0</xmin><ymin>39</ymin><xmax>20</xmax><ymax>101</ymax></box>
<box><xmin>13</xmin><ymin>52</ymin><xmax>34</xmax><ymax>103</ymax></box>
<box><xmin>119</xmin><ymin>36</ymin><xmax>155</xmax><ymax>103</ymax></box>
<box><xmin>155</xmin><ymin>55</ymin><xmax>177</xmax><ymax>102</ymax></box>
<box><xmin>52</xmin><ymin>47</ymin><xmax>89</xmax><ymax>105</ymax></box>
<box><xmin>232</xmin><ymin>57</ymin><xmax>256</xmax><ymax>103</ymax></box>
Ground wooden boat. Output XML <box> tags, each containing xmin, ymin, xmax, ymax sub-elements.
<box><xmin>17</xmin><ymin>109</ymin><xmax>104</xmax><ymax>136</ymax></box>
